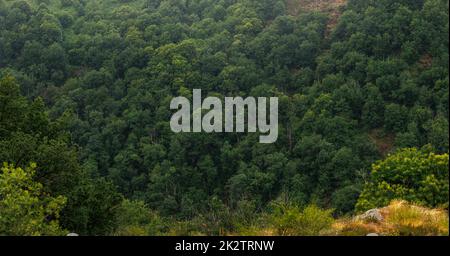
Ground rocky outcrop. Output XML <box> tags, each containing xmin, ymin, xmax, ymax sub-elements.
<box><xmin>354</xmin><ymin>209</ymin><xmax>384</xmax><ymax>222</ymax></box>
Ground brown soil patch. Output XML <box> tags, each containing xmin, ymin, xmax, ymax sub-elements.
<box><xmin>368</xmin><ymin>129</ymin><xmax>395</xmax><ymax>156</ymax></box>
<box><xmin>419</xmin><ymin>53</ymin><xmax>433</xmax><ymax>69</ymax></box>
<box><xmin>286</xmin><ymin>0</ymin><xmax>347</xmax><ymax>36</ymax></box>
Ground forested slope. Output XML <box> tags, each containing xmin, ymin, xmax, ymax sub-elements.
<box><xmin>0</xmin><ymin>0</ymin><xmax>448</xmax><ymax>235</ymax></box>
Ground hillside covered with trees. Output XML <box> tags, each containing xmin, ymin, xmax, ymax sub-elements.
<box><xmin>0</xmin><ymin>0</ymin><xmax>448</xmax><ymax>235</ymax></box>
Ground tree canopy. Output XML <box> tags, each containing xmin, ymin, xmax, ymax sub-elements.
<box><xmin>0</xmin><ymin>0</ymin><xmax>448</xmax><ymax>235</ymax></box>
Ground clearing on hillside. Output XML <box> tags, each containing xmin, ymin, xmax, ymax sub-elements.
<box><xmin>286</xmin><ymin>0</ymin><xmax>347</xmax><ymax>34</ymax></box>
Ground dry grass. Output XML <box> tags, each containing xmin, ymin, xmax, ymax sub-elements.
<box><xmin>332</xmin><ymin>200</ymin><xmax>449</xmax><ymax>236</ymax></box>
<box><xmin>384</xmin><ymin>201</ymin><xmax>449</xmax><ymax>236</ymax></box>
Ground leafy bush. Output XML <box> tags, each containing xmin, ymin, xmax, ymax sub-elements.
<box><xmin>114</xmin><ymin>199</ymin><xmax>167</xmax><ymax>236</ymax></box>
<box><xmin>0</xmin><ymin>163</ymin><xmax>67</xmax><ymax>236</ymax></box>
<box><xmin>356</xmin><ymin>148</ymin><xmax>449</xmax><ymax>211</ymax></box>
<box><xmin>267</xmin><ymin>201</ymin><xmax>334</xmax><ymax>236</ymax></box>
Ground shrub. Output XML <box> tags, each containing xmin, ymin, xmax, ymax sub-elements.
<box><xmin>0</xmin><ymin>163</ymin><xmax>67</xmax><ymax>236</ymax></box>
<box><xmin>114</xmin><ymin>199</ymin><xmax>167</xmax><ymax>236</ymax></box>
<box><xmin>356</xmin><ymin>148</ymin><xmax>449</xmax><ymax>212</ymax></box>
<box><xmin>267</xmin><ymin>201</ymin><xmax>334</xmax><ymax>236</ymax></box>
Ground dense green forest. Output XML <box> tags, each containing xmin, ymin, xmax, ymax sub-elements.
<box><xmin>0</xmin><ymin>0</ymin><xmax>448</xmax><ymax>235</ymax></box>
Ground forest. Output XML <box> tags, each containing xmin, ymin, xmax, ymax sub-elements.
<box><xmin>0</xmin><ymin>0</ymin><xmax>449</xmax><ymax>236</ymax></box>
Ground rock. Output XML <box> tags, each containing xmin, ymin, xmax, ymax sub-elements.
<box><xmin>67</xmin><ymin>233</ymin><xmax>79</xmax><ymax>236</ymax></box>
<box><xmin>366</xmin><ymin>233</ymin><xmax>379</xmax><ymax>236</ymax></box>
<box><xmin>355</xmin><ymin>209</ymin><xmax>383</xmax><ymax>222</ymax></box>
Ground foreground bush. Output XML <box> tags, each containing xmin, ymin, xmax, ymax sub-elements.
<box><xmin>356</xmin><ymin>148</ymin><xmax>449</xmax><ymax>212</ymax></box>
<box><xmin>0</xmin><ymin>163</ymin><xmax>67</xmax><ymax>236</ymax></box>
<box><xmin>113</xmin><ymin>199</ymin><xmax>167</xmax><ymax>236</ymax></box>
<box><xmin>264</xmin><ymin>202</ymin><xmax>334</xmax><ymax>236</ymax></box>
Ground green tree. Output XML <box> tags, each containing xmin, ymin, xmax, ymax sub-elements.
<box><xmin>0</xmin><ymin>163</ymin><xmax>66</xmax><ymax>236</ymax></box>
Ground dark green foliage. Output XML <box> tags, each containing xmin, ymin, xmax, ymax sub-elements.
<box><xmin>0</xmin><ymin>75</ymin><xmax>122</xmax><ymax>235</ymax></box>
<box><xmin>0</xmin><ymin>0</ymin><xmax>448</xmax><ymax>235</ymax></box>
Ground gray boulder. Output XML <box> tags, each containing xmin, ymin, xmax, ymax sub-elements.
<box><xmin>355</xmin><ymin>209</ymin><xmax>383</xmax><ymax>222</ymax></box>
